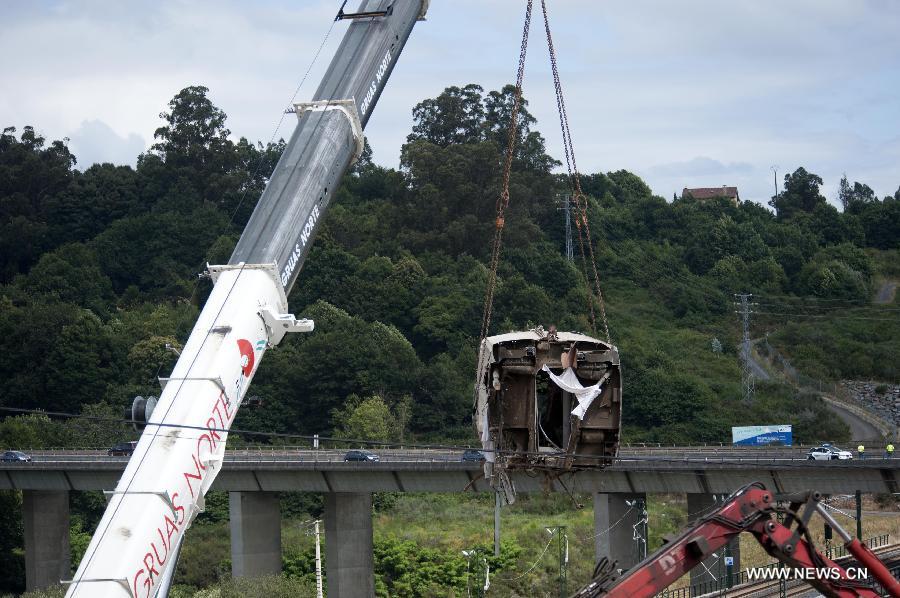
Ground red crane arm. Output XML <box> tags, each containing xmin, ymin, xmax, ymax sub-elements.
<box><xmin>573</xmin><ymin>483</ymin><xmax>899</xmax><ymax>598</ymax></box>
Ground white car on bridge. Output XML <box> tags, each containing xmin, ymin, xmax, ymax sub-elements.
<box><xmin>806</xmin><ymin>445</ymin><xmax>853</xmax><ymax>461</ymax></box>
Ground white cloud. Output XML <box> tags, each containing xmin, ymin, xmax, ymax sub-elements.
<box><xmin>67</xmin><ymin>120</ymin><xmax>146</xmax><ymax>167</ymax></box>
<box><xmin>1</xmin><ymin>0</ymin><xmax>898</xmax><ymax>204</ymax></box>
<box><xmin>649</xmin><ymin>157</ymin><xmax>755</xmax><ymax>178</ymax></box>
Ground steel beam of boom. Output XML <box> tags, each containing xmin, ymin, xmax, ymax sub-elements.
<box><xmin>66</xmin><ymin>2</ymin><xmax>428</xmax><ymax>597</ymax></box>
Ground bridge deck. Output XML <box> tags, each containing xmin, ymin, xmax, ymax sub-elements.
<box><xmin>2</xmin><ymin>450</ymin><xmax>897</xmax><ymax>494</ymax></box>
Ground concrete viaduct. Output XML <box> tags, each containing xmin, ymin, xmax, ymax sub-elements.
<box><xmin>3</xmin><ymin>448</ymin><xmax>898</xmax><ymax>594</ymax></box>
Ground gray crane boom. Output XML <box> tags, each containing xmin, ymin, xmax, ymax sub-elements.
<box><xmin>231</xmin><ymin>0</ymin><xmax>428</xmax><ymax>293</ymax></box>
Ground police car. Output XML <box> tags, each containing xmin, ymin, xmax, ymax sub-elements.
<box><xmin>806</xmin><ymin>444</ymin><xmax>853</xmax><ymax>461</ymax></box>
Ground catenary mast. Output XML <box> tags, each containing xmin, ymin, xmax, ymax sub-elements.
<box><xmin>66</xmin><ymin>2</ymin><xmax>428</xmax><ymax>596</ymax></box>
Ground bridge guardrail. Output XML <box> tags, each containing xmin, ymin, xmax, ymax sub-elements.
<box><xmin>8</xmin><ymin>447</ymin><xmax>898</xmax><ymax>465</ymax></box>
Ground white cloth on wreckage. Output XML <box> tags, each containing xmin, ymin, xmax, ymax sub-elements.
<box><xmin>480</xmin><ymin>401</ymin><xmax>495</xmax><ymax>463</ymax></box>
<box><xmin>541</xmin><ymin>364</ymin><xmax>604</xmax><ymax>420</ymax></box>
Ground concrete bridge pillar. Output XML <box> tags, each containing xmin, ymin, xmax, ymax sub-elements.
<box><xmin>594</xmin><ymin>492</ymin><xmax>647</xmax><ymax>572</ymax></box>
<box><xmin>687</xmin><ymin>493</ymin><xmax>741</xmax><ymax>593</ymax></box>
<box><xmin>325</xmin><ymin>492</ymin><xmax>374</xmax><ymax>598</ymax></box>
<box><xmin>230</xmin><ymin>491</ymin><xmax>282</xmax><ymax>577</ymax></box>
<box><xmin>23</xmin><ymin>490</ymin><xmax>70</xmax><ymax>591</ymax></box>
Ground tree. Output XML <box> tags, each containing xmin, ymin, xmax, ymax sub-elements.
<box><xmin>241</xmin><ymin>301</ymin><xmax>424</xmax><ymax>436</ymax></box>
<box><xmin>0</xmin><ymin>414</ymin><xmax>68</xmax><ymax>449</ymax></box>
<box><xmin>808</xmin><ymin>203</ymin><xmax>853</xmax><ymax>245</ymax></box>
<box><xmin>624</xmin><ymin>370</ymin><xmax>712</xmax><ymax>440</ymax></box>
<box><xmin>769</xmin><ymin>167</ymin><xmax>825</xmax><ymax>220</ymax></box>
<box><xmin>839</xmin><ymin>174</ymin><xmax>877</xmax><ymax>215</ymax></box>
<box><xmin>838</xmin><ymin>174</ymin><xmax>852</xmax><ymax>211</ymax></box>
<box><xmin>332</xmin><ymin>395</ymin><xmax>398</xmax><ymax>442</ymax></box>
<box><xmin>406</xmin><ymin>84</ymin><xmax>557</xmax><ymax>172</ymax></box>
<box><xmin>15</xmin><ymin>243</ymin><xmax>115</xmax><ymax>314</ymax></box>
<box><xmin>126</xmin><ymin>335</ymin><xmax>181</xmax><ymax>385</ymax></box>
<box><xmin>143</xmin><ymin>85</ymin><xmax>266</xmax><ymax>215</ymax></box>
<box><xmin>798</xmin><ymin>244</ymin><xmax>874</xmax><ymax>300</ymax></box>
<box><xmin>860</xmin><ymin>200</ymin><xmax>900</xmax><ymax>249</ymax></box>
<box><xmin>606</xmin><ymin>170</ymin><xmax>653</xmax><ymax>202</ymax></box>
<box><xmin>91</xmin><ymin>207</ymin><xmax>227</xmax><ymax>296</ymax></box>
<box><xmin>0</xmin><ymin>126</ymin><xmax>77</xmax><ymax>280</ymax></box>
<box><xmin>0</xmin><ymin>126</ymin><xmax>76</xmax><ymax>220</ymax></box>
<box><xmin>483</xmin><ymin>85</ymin><xmax>558</xmax><ymax>172</ymax></box>
<box><xmin>414</xmin><ymin>350</ymin><xmax>472</xmax><ymax>432</ymax></box>
<box><xmin>0</xmin><ymin>490</ymin><xmax>24</xmax><ymax>594</ymax></box>
<box><xmin>408</xmin><ymin>84</ymin><xmax>485</xmax><ymax>147</ymax></box>
<box><xmin>150</xmin><ymin>85</ymin><xmax>231</xmax><ymax>168</ymax></box>
<box><xmin>45</xmin><ymin>163</ymin><xmax>143</xmax><ymax>244</ymax></box>
<box><xmin>42</xmin><ymin>311</ymin><xmax>119</xmax><ymax>412</ymax></box>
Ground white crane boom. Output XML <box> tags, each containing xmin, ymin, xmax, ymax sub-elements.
<box><xmin>66</xmin><ymin>2</ymin><xmax>428</xmax><ymax>596</ymax></box>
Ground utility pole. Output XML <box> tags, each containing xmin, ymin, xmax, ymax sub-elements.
<box><xmin>463</xmin><ymin>549</ymin><xmax>489</xmax><ymax>598</ymax></box>
<box><xmin>734</xmin><ymin>293</ymin><xmax>756</xmax><ymax>404</ymax></box>
<box><xmin>557</xmin><ymin>193</ymin><xmax>574</xmax><ymax>261</ymax></box>
<box><xmin>494</xmin><ymin>490</ymin><xmax>501</xmax><ymax>557</ymax></box>
<box><xmin>629</xmin><ymin>498</ymin><xmax>648</xmax><ymax>563</ymax></box>
<box><xmin>547</xmin><ymin>526</ymin><xmax>568</xmax><ymax>598</ymax></box>
<box><xmin>314</xmin><ymin>520</ymin><xmax>323</xmax><ymax>598</ymax></box>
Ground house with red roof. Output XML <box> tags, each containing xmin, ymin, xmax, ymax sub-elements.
<box><xmin>682</xmin><ymin>186</ymin><xmax>740</xmax><ymax>206</ymax></box>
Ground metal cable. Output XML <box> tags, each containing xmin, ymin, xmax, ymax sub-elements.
<box><xmin>580</xmin><ymin>504</ymin><xmax>636</xmax><ymax>542</ymax></box>
<box><xmin>472</xmin><ymin>0</ymin><xmax>534</xmax><ymax>441</ymax></box>
<box><xmin>540</xmin><ymin>0</ymin><xmax>611</xmax><ymax>344</ymax></box>
<box><xmin>152</xmin><ymin>15</ymin><xmax>338</xmax><ymax>385</ymax></box>
<box><xmin>494</xmin><ymin>533</ymin><xmax>556</xmax><ymax>582</ymax></box>
<box><xmin>477</xmin><ymin>0</ymin><xmax>534</xmax><ymax>345</ymax></box>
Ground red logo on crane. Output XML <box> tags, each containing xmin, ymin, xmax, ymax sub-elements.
<box><xmin>237</xmin><ymin>339</ymin><xmax>255</xmax><ymax>377</ymax></box>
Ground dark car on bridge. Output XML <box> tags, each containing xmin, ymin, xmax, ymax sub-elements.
<box><xmin>1</xmin><ymin>450</ymin><xmax>31</xmax><ymax>462</ymax></box>
<box><xmin>461</xmin><ymin>449</ymin><xmax>486</xmax><ymax>462</ymax></box>
<box><xmin>108</xmin><ymin>441</ymin><xmax>138</xmax><ymax>457</ymax></box>
<box><xmin>343</xmin><ymin>449</ymin><xmax>379</xmax><ymax>462</ymax></box>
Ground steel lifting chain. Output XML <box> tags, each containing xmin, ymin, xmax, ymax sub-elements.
<box><xmin>478</xmin><ymin>0</ymin><xmax>533</xmax><ymax>346</ymax></box>
<box><xmin>476</xmin><ymin>0</ymin><xmax>612</xmax><ymax>360</ymax></box>
<box><xmin>541</xmin><ymin>0</ymin><xmax>611</xmax><ymax>344</ymax></box>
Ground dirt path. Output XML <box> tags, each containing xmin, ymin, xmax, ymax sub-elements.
<box><xmin>823</xmin><ymin>399</ymin><xmax>882</xmax><ymax>442</ymax></box>
<box><xmin>750</xmin><ymin>341</ymin><xmax>883</xmax><ymax>441</ymax></box>
<box><xmin>874</xmin><ymin>279</ymin><xmax>898</xmax><ymax>304</ymax></box>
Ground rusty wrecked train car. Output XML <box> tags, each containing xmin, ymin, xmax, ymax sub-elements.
<box><xmin>474</xmin><ymin>326</ymin><xmax>622</xmax><ymax>473</ymax></box>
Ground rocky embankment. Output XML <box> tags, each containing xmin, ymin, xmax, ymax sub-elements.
<box><xmin>841</xmin><ymin>380</ymin><xmax>900</xmax><ymax>426</ymax></box>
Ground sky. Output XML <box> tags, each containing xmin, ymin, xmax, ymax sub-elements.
<box><xmin>2</xmin><ymin>0</ymin><xmax>899</xmax><ymax>207</ymax></box>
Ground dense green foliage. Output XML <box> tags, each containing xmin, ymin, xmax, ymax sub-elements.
<box><xmin>1</xmin><ymin>83</ymin><xmax>898</xmax><ymax>594</ymax></box>
<box><xmin>3</xmin><ymin>83</ymin><xmax>897</xmax><ymax>451</ymax></box>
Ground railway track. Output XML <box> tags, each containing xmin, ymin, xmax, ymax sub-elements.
<box><xmin>694</xmin><ymin>542</ymin><xmax>900</xmax><ymax>598</ymax></box>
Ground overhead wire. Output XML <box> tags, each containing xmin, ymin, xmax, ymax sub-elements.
<box><xmin>138</xmin><ymin>14</ymin><xmax>339</xmax><ymax>387</ymax></box>
<box><xmin>752</xmin><ymin>311</ymin><xmax>898</xmax><ymax>322</ymax></box>
<box><xmin>580</xmin><ymin>504</ymin><xmax>635</xmax><ymax>542</ymax></box>
<box><xmin>222</xmin><ymin>17</ymin><xmax>337</xmax><ymax>231</ymax></box>
<box><xmin>761</xmin><ymin>294</ymin><xmax>894</xmax><ymax>305</ymax></box>
<box><xmin>754</xmin><ymin>302</ymin><xmax>900</xmax><ymax>314</ymax></box>
<box><xmin>176</xmin><ymin>15</ymin><xmax>339</xmax><ymax>322</ymax></box>
<box><xmin>494</xmin><ymin>533</ymin><xmax>556</xmax><ymax>582</ymax></box>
